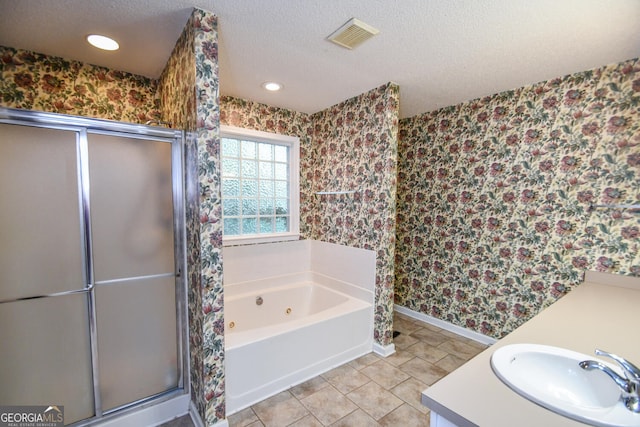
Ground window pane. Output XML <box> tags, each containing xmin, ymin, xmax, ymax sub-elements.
<box><xmin>222</xmin><ymin>138</ymin><xmax>239</xmax><ymax>157</ymax></box>
<box><xmin>258</xmin><ymin>143</ymin><xmax>273</xmax><ymax>160</ymax></box>
<box><xmin>259</xmin><ymin>161</ymin><xmax>274</xmax><ymax>179</ymax></box>
<box><xmin>259</xmin><ymin>181</ymin><xmax>274</xmax><ymax>198</ymax></box>
<box><xmin>222</xmin><ymin>158</ymin><xmax>239</xmax><ymax>177</ymax></box>
<box><xmin>241</xmin><ymin>140</ymin><xmax>256</xmax><ymax>158</ymax></box>
<box><xmin>275</xmin><ymin>198</ymin><xmax>289</xmax><ymax>215</ymax></box>
<box><xmin>223</xmin><ymin>198</ymin><xmax>239</xmax><ymax>216</ymax></box>
<box><xmin>259</xmin><ymin>198</ymin><xmax>274</xmax><ymax>215</ymax></box>
<box><xmin>274</xmin><ymin>145</ymin><xmax>288</xmax><ymax>162</ymax></box>
<box><xmin>275</xmin><ymin>181</ymin><xmax>288</xmax><ymax>198</ymax></box>
<box><xmin>222</xmin><ymin>179</ymin><xmax>240</xmax><ymax>197</ymax></box>
<box><xmin>242</xmin><ymin>217</ymin><xmax>257</xmax><ymax>234</ymax></box>
<box><xmin>242</xmin><ymin>179</ymin><xmax>258</xmax><ymax>197</ymax></box>
<box><xmin>224</xmin><ymin>218</ymin><xmax>240</xmax><ymax>235</ymax></box>
<box><xmin>242</xmin><ymin>199</ymin><xmax>258</xmax><ymax>215</ymax></box>
<box><xmin>220</xmin><ymin>129</ymin><xmax>298</xmax><ymax>240</ymax></box>
<box><xmin>274</xmin><ymin>163</ymin><xmax>288</xmax><ymax>180</ymax></box>
<box><xmin>259</xmin><ymin>218</ymin><xmax>274</xmax><ymax>234</ymax></box>
<box><xmin>242</xmin><ymin>160</ymin><xmax>257</xmax><ymax>178</ymax></box>
<box><xmin>275</xmin><ymin>217</ymin><xmax>289</xmax><ymax>232</ymax></box>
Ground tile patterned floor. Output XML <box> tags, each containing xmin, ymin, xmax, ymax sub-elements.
<box><xmin>224</xmin><ymin>312</ymin><xmax>489</xmax><ymax>427</ymax></box>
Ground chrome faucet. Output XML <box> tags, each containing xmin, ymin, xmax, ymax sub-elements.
<box><xmin>579</xmin><ymin>349</ymin><xmax>640</xmax><ymax>413</ymax></box>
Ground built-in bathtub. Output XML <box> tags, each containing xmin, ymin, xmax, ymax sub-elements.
<box><xmin>223</xmin><ymin>240</ymin><xmax>375</xmax><ymax>415</ymax></box>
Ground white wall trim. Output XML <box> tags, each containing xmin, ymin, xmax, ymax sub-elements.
<box><xmin>188</xmin><ymin>400</ymin><xmax>205</xmax><ymax>427</ymax></box>
<box><xmin>394</xmin><ymin>305</ymin><xmax>497</xmax><ymax>346</ymax></box>
<box><xmin>372</xmin><ymin>341</ymin><xmax>396</xmax><ymax>357</ymax></box>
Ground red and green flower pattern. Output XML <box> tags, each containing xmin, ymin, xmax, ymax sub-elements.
<box><xmin>396</xmin><ymin>58</ymin><xmax>640</xmax><ymax>338</ymax></box>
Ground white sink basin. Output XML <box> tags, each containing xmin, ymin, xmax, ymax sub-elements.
<box><xmin>491</xmin><ymin>344</ymin><xmax>640</xmax><ymax>427</ymax></box>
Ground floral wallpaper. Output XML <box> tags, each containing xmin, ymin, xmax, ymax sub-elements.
<box><xmin>396</xmin><ymin>58</ymin><xmax>640</xmax><ymax>339</ymax></box>
<box><xmin>159</xmin><ymin>9</ymin><xmax>225</xmax><ymax>425</ymax></box>
<box><xmin>158</xmin><ymin>9</ymin><xmax>207</xmax><ymax>423</ymax></box>
<box><xmin>192</xmin><ymin>10</ymin><xmax>225</xmax><ymax>425</ymax></box>
<box><xmin>308</xmin><ymin>83</ymin><xmax>400</xmax><ymax>346</ymax></box>
<box><xmin>221</xmin><ymin>83</ymin><xmax>401</xmax><ymax>347</ymax></box>
<box><xmin>0</xmin><ymin>46</ymin><xmax>160</xmax><ymax>123</ymax></box>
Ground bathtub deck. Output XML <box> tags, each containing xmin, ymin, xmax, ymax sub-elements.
<box><xmin>224</xmin><ymin>312</ymin><xmax>488</xmax><ymax>426</ymax></box>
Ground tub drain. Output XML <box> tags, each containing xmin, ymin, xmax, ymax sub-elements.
<box><xmin>285</xmin><ymin>308</ymin><xmax>292</xmax><ymax>315</ymax></box>
<box><xmin>229</xmin><ymin>321</ymin><xmax>235</xmax><ymax>329</ymax></box>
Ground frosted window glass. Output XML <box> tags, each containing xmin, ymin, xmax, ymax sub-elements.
<box><xmin>241</xmin><ymin>160</ymin><xmax>257</xmax><ymax>178</ymax></box>
<box><xmin>242</xmin><ymin>217</ymin><xmax>257</xmax><ymax>234</ymax></box>
<box><xmin>220</xmin><ymin>131</ymin><xmax>298</xmax><ymax>239</ymax></box>
<box><xmin>88</xmin><ymin>134</ymin><xmax>174</xmax><ymax>281</ymax></box>
<box><xmin>259</xmin><ymin>198</ymin><xmax>274</xmax><ymax>215</ymax></box>
<box><xmin>224</xmin><ymin>218</ymin><xmax>240</xmax><ymax>235</ymax></box>
<box><xmin>0</xmin><ymin>124</ymin><xmax>84</xmax><ymax>301</ymax></box>
<box><xmin>259</xmin><ymin>161</ymin><xmax>274</xmax><ymax>179</ymax></box>
<box><xmin>222</xmin><ymin>158</ymin><xmax>239</xmax><ymax>177</ymax></box>
<box><xmin>259</xmin><ymin>181</ymin><xmax>274</xmax><ymax>198</ymax></box>
<box><xmin>96</xmin><ymin>277</ymin><xmax>178</xmax><ymax>411</ymax></box>
<box><xmin>0</xmin><ymin>295</ymin><xmax>95</xmax><ymax>424</ymax></box>
<box><xmin>259</xmin><ymin>217</ymin><xmax>274</xmax><ymax>234</ymax></box>
<box><xmin>275</xmin><ymin>181</ymin><xmax>288</xmax><ymax>198</ymax></box>
<box><xmin>276</xmin><ymin>217</ymin><xmax>289</xmax><ymax>232</ymax></box>
<box><xmin>241</xmin><ymin>140</ymin><xmax>256</xmax><ymax>158</ymax></box>
<box><xmin>275</xmin><ymin>198</ymin><xmax>289</xmax><ymax>215</ymax></box>
<box><xmin>258</xmin><ymin>143</ymin><xmax>273</xmax><ymax>160</ymax></box>
<box><xmin>274</xmin><ymin>145</ymin><xmax>288</xmax><ymax>162</ymax></box>
<box><xmin>221</xmin><ymin>138</ymin><xmax>239</xmax><ymax>157</ymax></box>
<box><xmin>222</xmin><ymin>179</ymin><xmax>240</xmax><ymax>197</ymax></box>
<box><xmin>242</xmin><ymin>179</ymin><xmax>258</xmax><ymax>197</ymax></box>
<box><xmin>274</xmin><ymin>163</ymin><xmax>287</xmax><ymax>180</ymax></box>
<box><xmin>223</xmin><ymin>198</ymin><xmax>240</xmax><ymax>216</ymax></box>
<box><xmin>242</xmin><ymin>199</ymin><xmax>258</xmax><ymax>215</ymax></box>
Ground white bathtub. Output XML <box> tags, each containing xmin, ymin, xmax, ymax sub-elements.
<box><xmin>224</xmin><ymin>271</ymin><xmax>373</xmax><ymax>415</ymax></box>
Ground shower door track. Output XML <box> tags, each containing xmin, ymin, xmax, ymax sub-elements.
<box><xmin>0</xmin><ymin>107</ymin><xmax>189</xmax><ymax>426</ymax></box>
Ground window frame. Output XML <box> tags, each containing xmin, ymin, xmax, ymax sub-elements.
<box><xmin>220</xmin><ymin>125</ymin><xmax>300</xmax><ymax>246</ymax></box>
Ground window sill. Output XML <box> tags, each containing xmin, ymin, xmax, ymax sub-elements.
<box><xmin>222</xmin><ymin>233</ymin><xmax>300</xmax><ymax>247</ymax></box>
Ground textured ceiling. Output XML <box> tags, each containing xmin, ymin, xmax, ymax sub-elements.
<box><xmin>0</xmin><ymin>0</ymin><xmax>639</xmax><ymax>118</ymax></box>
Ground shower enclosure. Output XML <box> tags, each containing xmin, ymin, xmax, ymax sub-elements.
<box><xmin>0</xmin><ymin>107</ymin><xmax>188</xmax><ymax>425</ymax></box>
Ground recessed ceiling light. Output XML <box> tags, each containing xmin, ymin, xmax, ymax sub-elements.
<box><xmin>87</xmin><ymin>34</ymin><xmax>119</xmax><ymax>51</ymax></box>
<box><xmin>262</xmin><ymin>82</ymin><xmax>283</xmax><ymax>92</ymax></box>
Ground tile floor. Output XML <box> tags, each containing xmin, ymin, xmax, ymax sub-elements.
<box><xmin>161</xmin><ymin>312</ymin><xmax>489</xmax><ymax>427</ymax></box>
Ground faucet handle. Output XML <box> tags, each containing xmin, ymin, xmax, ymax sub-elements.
<box><xmin>595</xmin><ymin>349</ymin><xmax>640</xmax><ymax>382</ymax></box>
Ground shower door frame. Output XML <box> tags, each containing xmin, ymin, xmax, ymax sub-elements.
<box><xmin>0</xmin><ymin>107</ymin><xmax>189</xmax><ymax>426</ymax></box>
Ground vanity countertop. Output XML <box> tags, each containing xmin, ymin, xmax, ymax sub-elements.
<box><xmin>421</xmin><ymin>271</ymin><xmax>640</xmax><ymax>427</ymax></box>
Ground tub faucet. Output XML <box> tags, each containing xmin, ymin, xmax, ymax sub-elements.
<box><xmin>579</xmin><ymin>349</ymin><xmax>640</xmax><ymax>413</ymax></box>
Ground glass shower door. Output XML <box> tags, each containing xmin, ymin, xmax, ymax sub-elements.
<box><xmin>0</xmin><ymin>109</ymin><xmax>186</xmax><ymax>426</ymax></box>
<box><xmin>87</xmin><ymin>132</ymin><xmax>179</xmax><ymax>411</ymax></box>
<box><xmin>0</xmin><ymin>123</ymin><xmax>95</xmax><ymax>424</ymax></box>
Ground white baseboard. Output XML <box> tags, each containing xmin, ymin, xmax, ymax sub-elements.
<box><xmin>188</xmin><ymin>400</ymin><xmax>205</xmax><ymax>427</ymax></box>
<box><xmin>372</xmin><ymin>341</ymin><xmax>396</xmax><ymax>357</ymax></box>
<box><xmin>211</xmin><ymin>418</ymin><xmax>229</xmax><ymax>427</ymax></box>
<box><xmin>187</xmin><ymin>399</ymin><xmax>228</xmax><ymax>427</ymax></box>
<box><xmin>394</xmin><ymin>305</ymin><xmax>497</xmax><ymax>346</ymax></box>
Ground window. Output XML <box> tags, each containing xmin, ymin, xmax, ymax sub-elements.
<box><xmin>220</xmin><ymin>125</ymin><xmax>300</xmax><ymax>245</ymax></box>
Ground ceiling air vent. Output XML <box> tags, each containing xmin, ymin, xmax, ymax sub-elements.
<box><xmin>327</xmin><ymin>18</ymin><xmax>379</xmax><ymax>50</ymax></box>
